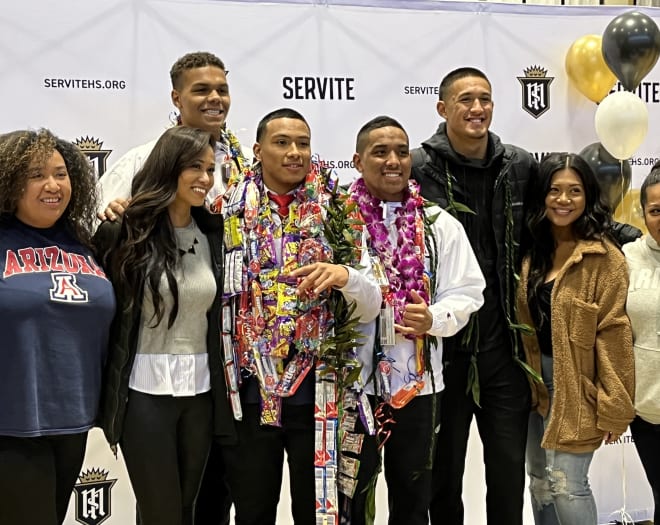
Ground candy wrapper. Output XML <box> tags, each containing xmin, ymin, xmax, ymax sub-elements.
<box><xmin>276</xmin><ymin>282</ymin><xmax>298</xmax><ymax>317</ymax></box>
<box><xmin>340</xmin><ymin>432</ymin><xmax>364</xmax><ymax>455</ymax></box>
<box><xmin>259</xmin><ymin>390</ymin><xmax>282</xmax><ymax>427</ymax></box>
<box><xmin>224</xmin><ymin>215</ymin><xmax>243</xmax><ymax>251</ymax></box>
<box><xmin>315</xmin><ymin>421</ymin><xmax>330</xmax><ymax>467</ymax></box>
<box><xmin>243</xmin><ymin>180</ymin><xmax>260</xmax><ymax>230</ymax></box>
<box><xmin>275</xmin><ymin>352</ymin><xmax>313</xmax><ymax>397</ymax></box>
<box><xmin>339</xmin><ymin>455</ymin><xmax>360</xmax><ymax>479</ymax></box>
<box><xmin>296</xmin><ymin>201</ymin><xmax>324</xmax><ymax>236</ymax></box>
<box><xmin>281</xmin><ymin>234</ymin><xmax>301</xmax><ymax>274</ymax></box>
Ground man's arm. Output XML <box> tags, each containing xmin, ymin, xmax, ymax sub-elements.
<box><xmin>96</xmin><ymin>140</ymin><xmax>156</xmax><ymax>220</ymax></box>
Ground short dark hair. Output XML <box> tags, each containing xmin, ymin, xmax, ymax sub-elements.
<box><xmin>255</xmin><ymin>108</ymin><xmax>309</xmax><ymax>142</ymax></box>
<box><xmin>641</xmin><ymin>160</ymin><xmax>660</xmax><ymax>210</ymax></box>
<box><xmin>355</xmin><ymin>115</ymin><xmax>408</xmax><ymax>154</ymax></box>
<box><xmin>439</xmin><ymin>67</ymin><xmax>491</xmax><ymax>100</ymax></box>
<box><xmin>170</xmin><ymin>52</ymin><xmax>226</xmax><ymax>90</ymax></box>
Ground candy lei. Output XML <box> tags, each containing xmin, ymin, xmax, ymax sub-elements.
<box><xmin>225</xmin><ymin>161</ymin><xmax>334</xmax><ymax>399</ymax></box>
<box><xmin>350</xmin><ymin>178</ymin><xmax>429</xmax><ymax>324</ymax></box>
<box><xmin>221</xmin><ymin>127</ymin><xmax>249</xmax><ymax>173</ymax></box>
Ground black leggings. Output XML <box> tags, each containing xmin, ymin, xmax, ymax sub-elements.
<box><xmin>0</xmin><ymin>432</ymin><xmax>87</xmax><ymax>525</ymax></box>
<box><xmin>121</xmin><ymin>390</ymin><xmax>212</xmax><ymax>525</ymax></box>
<box><xmin>630</xmin><ymin>415</ymin><xmax>660</xmax><ymax>524</ymax></box>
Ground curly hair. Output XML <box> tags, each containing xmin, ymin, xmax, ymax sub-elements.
<box><xmin>522</xmin><ymin>152</ymin><xmax>613</xmax><ymax>327</ymax></box>
<box><xmin>0</xmin><ymin>128</ymin><xmax>99</xmax><ymax>246</ymax></box>
<box><xmin>170</xmin><ymin>51</ymin><xmax>226</xmax><ymax>90</ymax></box>
<box><xmin>107</xmin><ymin>126</ymin><xmax>215</xmax><ymax>328</ymax></box>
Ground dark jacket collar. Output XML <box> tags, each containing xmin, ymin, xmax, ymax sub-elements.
<box><xmin>422</xmin><ymin>122</ymin><xmax>506</xmax><ymax>170</ymax></box>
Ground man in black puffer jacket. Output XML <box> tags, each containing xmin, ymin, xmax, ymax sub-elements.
<box><xmin>411</xmin><ymin>67</ymin><xmax>536</xmax><ymax>525</ymax></box>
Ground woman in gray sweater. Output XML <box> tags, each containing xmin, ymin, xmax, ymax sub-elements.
<box><xmin>623</xmin><ymin>164</ymin><xmax>660</xmax><ymax>525</ymax></box>
<box><xmin>95</xmin><ymin>126</ymin><xmax>226</xmax><ymax>525</ymax></box>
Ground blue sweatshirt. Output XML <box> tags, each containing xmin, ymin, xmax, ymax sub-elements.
<box><xmin>0</xmin><ymin>216</ymin><xmax>116</xmax><ymax>436</ymax></box>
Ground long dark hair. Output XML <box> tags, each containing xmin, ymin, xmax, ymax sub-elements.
<box><xmin>109</xmin><ymin>126</ymin><xmax>215</xmax><ymax>328</ymax></box>
<box><xmin>523</xmin><ymin>152</ymin><xmax>612</xmax><ymax>326</ymax></box>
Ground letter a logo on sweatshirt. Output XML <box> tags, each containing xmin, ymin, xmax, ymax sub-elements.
<box><xmin>50</xmin><ymin>272</ymin><xmax>89</xmax><ymax>303</ymax></box>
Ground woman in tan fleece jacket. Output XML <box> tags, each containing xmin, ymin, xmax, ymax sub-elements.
<box><xmin>516</xmin><ymin>152</ymin><xmax>634</xmax><ymax>525</ymax></box>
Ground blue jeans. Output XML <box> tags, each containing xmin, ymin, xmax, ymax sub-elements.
<box><xmin>526</xmin><ymin>353</ymin><xmax>597</xmax><ymax>525</ymax></box>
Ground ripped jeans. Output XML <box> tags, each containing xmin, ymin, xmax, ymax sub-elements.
<box><xmin>526</xmin><ymin>353</ymin><xmax>597</xmax><ymax>525</ymax></box>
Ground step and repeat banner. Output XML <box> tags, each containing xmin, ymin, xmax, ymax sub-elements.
<box><xmin>1</xmin><ymin>1</ymin><xmax>657</xmax><ymax>523</ymax></box>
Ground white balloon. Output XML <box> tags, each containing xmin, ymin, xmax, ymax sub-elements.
<box><xmin>595</xmin><ymin>91</ymin><xmax>648</xmax><ymax>160</ymax></box>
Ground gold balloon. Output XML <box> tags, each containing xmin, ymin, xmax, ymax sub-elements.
<box><xmin>565</xmin><ymin>34</ymin><xmax>618</xmax><ymax>103</ymax></box>
<box><xmin>614</xmin><ymin>189</ymin><xmax>648</xmax><ymax>235</ymax></box>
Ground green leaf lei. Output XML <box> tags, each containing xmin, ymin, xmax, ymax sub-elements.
<box><xmin>318</xmin><ymin>179</ymin><xmax>366</xmax><ymax>385</ymax></box>
<box><xmin>443</xmin><ymin>163</ymin><xmax>540</xmax><ymax>406</ymax></box>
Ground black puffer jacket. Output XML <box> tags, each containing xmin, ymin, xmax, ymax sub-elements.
<box><xmin>93</xmin><ymin>206</ymin><xmax>236</xmax><ymax>447</ymax></box>
<box><xmin>411</xmin><ymin>123</ymin><xmax>537</xmax><ymax>358</ymax></box>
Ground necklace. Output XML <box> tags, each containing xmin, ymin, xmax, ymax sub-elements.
<box><xmin>175</xmin><ymin>220</ymin><xmax>199</xmax><ymax>256</ymax></box>
<box><xmin>350</xmin><ymin>178</ymin><xmax>429</xmax><ymax>323</ymax></box>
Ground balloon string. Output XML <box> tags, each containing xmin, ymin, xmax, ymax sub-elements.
<box><xmin>608</xmin><ymin>440</ymin><xmax>634</xmax><ymax>525</ymax></box>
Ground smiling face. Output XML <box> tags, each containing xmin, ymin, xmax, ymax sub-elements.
<box><xmin>170</xmin><ymin>145</ymin><xmax>215</xmax><ymax>215</ymax></box>
<box><xmin>643</xmin><ymin>183</ymin><xmax>660</xmax><ymax>246</ymax></box>
<box><xmin>171</xmin><ymin>66</ymin><xmax>230</xmax><ymax>139</ymax></box>
<box><xmin>253</xmin><ymin>117</ymin><xmax>311</xmax><ymax>195</ymax></box>
<box><xmin>545</xmin><ymin>168</ymin><xmax>586</xmax><ymax>236</ymax></box>
<box><xmin>15</xmin><ymin>149</ymin><xmax>71</xmax><ymax>228</ymax></box>
<box><xmin>354</xmin><ymin>125</ymin><xmax>411</xmax><ymax>202</ymax></box>
<box><xmin>437</xmin><ymin>75</ymin><xmax>493</xmax><ymax>157</ymax></box>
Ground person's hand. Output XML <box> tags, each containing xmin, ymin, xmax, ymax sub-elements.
<box><xmin>97</xmin><ymin>198</ymin><xmax>130</xmax><ymax>221</ymax></box>
<box><xmin>394</xmin><ymin>290</ymin><xmax>433</xmax><ymax>336</ymax></box>
<box><xmin>290</xmin><ymin>263</ymin><xmax>349</xmax><ymax>298</ymax></box>
<box><xmin>604</xmin><ymin>431</ymin><xmax>621</xmax><ymax>444</ymax></box>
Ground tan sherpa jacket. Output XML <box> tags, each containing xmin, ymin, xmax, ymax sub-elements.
<box><xmin>517</xmin><ymin>238</ymin><xmax>634</xmax><ymax>453</ymax></box>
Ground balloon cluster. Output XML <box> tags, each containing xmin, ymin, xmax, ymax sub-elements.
<box><xmin>566</xmin><ymin>11</ymin><xmax>659</xmax><ymax>225</ymax></box>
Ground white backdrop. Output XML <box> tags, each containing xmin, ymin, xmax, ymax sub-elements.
<box><xmin>0</xmin><ymin>1</ymin><xmax>656</xmax><ymax>523</ymax></box>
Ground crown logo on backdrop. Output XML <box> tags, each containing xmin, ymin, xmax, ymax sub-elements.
<box><xmin>523</xmin><ymin>66</ymin><xmax>548</xmax><ymax>78</ymax></box>
<box><xmin>78</xmin><ymin>468</ymin><xmax>110</xmax><ymax>484</ymax></box>
<box><xmin>73</xmin><ymin>136</ymin><xmax>105</xmax><ymax>151</ymax></box>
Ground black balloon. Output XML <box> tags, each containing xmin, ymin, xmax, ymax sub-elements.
<box><xmin>579</xmin><ymin>142</ymin><xmax>631</xmax><ymax>209</ymax></box>
<box><xmin>602</xmin><ymin>11</ymin><xmax>660</xmax><ymax>92</ymax></box>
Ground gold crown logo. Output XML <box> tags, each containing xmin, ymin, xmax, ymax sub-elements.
<box><xmin>78</xmin><ymin>468</ymin><xmax>109</xmax><ymax>484</ymax></box>
<box><xmin>524</xmin><ymin>66</ymin><xmax>547</xmax><ymax>78</ymax></box>
<box><xmin>73</xmin><ymin>136</ymin><xmax>104</xmax><ymax>151</ymax></box>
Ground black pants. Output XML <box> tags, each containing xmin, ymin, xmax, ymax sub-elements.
<box><xmin>0</xmin><ymin>432</ymin><xmax>87</xmax><ymax>525</ymax></box>
<box><xmin>429</xmin><ymin>349</ymin><xmax>530</xmax><ymax>525</ymax></box>
<box><xmin>345</xmin><ymin>393</ymin><xmax>442</xmax><ymax>525</ymax></box>
<box><xmin>194</xmin><ymin>440</ymin><xmax>232</xmax><ymax>525</ymax></box>
<box><xmin>121</xmin><ymin>390</ymin><xmax>212</xmax><ymax>525</ymax></box>
<box><xmin>221</xmin><ymin>402</ymin><xmax>315</xmax><ymax>525</ymax></box>
<box><xmin>630</xmin><ymin>415</ymin><xmax>660</xmax><ymax>524</ymax></box>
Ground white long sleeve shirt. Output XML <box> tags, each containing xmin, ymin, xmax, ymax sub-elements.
<box><xmin>357</xmin><ymin>203</ymin><xmax>485</xmax><ymax>396</ymax></box>
<box><xmin>623</xmin><ymin>235</ymin><xmax>660</xmax><ymax>424</ymax></box>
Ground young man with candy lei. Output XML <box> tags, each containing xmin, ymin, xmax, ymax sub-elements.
<box><xmin>217</xmin><ymin>108</ymin><xmax>381</xmax><ymax>525</ymax></box>
<box><xmin>344</xmin><ymin>116</ymin><xmax>485</xmax><ymax>525</ymax></box>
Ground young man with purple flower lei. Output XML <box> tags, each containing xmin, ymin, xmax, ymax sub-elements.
<box><xmin>344</xmin><ymin>115</ymin><xmax>485</xmax><ymax>525</ymax></box>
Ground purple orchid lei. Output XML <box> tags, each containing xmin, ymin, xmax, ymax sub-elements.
<box><xmin>350</xmin><ymin>177</ymin><xmax>429</xmax><ymax>324</ymax></box>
